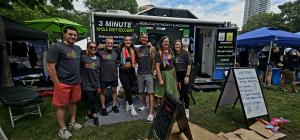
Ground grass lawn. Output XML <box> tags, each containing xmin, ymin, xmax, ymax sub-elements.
<box><xmin>0</xmin><ymin>86</ymin><xmax>299</xmax><ymax>140</ymax></box>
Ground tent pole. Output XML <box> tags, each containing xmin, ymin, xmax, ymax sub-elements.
<box><xmin>264</xmin><ymin>39</ymin><xmax>273</xmax><ymax>85</ymax></box>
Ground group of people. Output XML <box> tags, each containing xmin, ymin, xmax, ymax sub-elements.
<box><xmin>239</xmin><ymin>45</ymin><xmax>300</xmax><ymax>93</ymax></box>
<box><xmin>47</xmin><ymin>26</ymin><xmax>192</xmax><ymax>139</ymax></box>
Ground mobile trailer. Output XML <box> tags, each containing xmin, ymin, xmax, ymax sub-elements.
<box><xmin>90</xmin><ymin>12</ymin><xmax>237</xmax><ymax>80</ymax></box>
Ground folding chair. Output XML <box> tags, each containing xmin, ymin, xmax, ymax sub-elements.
<box><xmin>0</xmin><ymin>86</ymin><xmax>43</xmax><ymax>127</ymax></box>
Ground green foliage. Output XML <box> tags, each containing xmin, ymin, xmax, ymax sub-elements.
<box><xmin>84</xmin><ymin>0</ymin><xmax>138</xmax><ymax>14</ymax></box>
<box><xmin>279</xmin><ymin>0</ymin><xmax>300</xmax><ymax>32</ymax></box>
<box><xmin>243</xmin><ymin>0</ymin><xmax>300</xmax><ymax>32</ymax></box>
<box><xmin>242</xmin><ymin>13</ymin><xmax>288</xmax><ymax>33</ymax></box>
<box><xmin>0</xmin><ymin>3</ymin><xmax>89</xmax><ymax>42</ymax></box>
<box><xmin>0</xmin><ymin>0</ymin><xmax>74</xmax><ymax>10</ymax></box>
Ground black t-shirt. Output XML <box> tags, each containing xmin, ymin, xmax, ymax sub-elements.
<box><xmin>283</xmin><ymin>49</ymin><xmax>299</xmax><ymax>70</ymax></box>
<box><xmin>155</xmin><ymin>50</ymin><xmax>175</xmax><ymax>71</ymax></box>
<box><xmin>81</xmin><ymin>54</ymin><xmax>101</xmax><ymax>91</ymax></box>
<box><xmin>175</xmin><ymin>51</ymin><xmax>191</xmax><ymax>72</ymax></box>
<box><xmin>137</xmin><ymin>45</ymin><xmax>152</xmax><ymax>74</ymax></box>
<box><xmin>47</xmin><ymin>42</ymin><xmax>82</xmax><ymax>84</ymax></box>
<box><xmin>96</xmin><ymin>49</ymin><xmax>118</xmax><ymax>82</ymax></box>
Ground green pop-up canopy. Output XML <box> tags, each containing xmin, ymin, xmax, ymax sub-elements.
<box><xmin>25</xmin><ymin>18</ymin><xmax>89</xmax><ymax>33</ymax></box>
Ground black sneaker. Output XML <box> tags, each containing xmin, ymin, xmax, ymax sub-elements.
<box><xmin>280</xmin><ymin>88</ymin><xmax>287</xmax><ymax>92</ymax></box>
<box><xmin>101</xmin><ymin>109</ymin><xmax>108</xmax><ymax>116</ymax></box>
<box><xmin>112</xmin><ymin>106</ymin><xmax>119</xmax><ymax>113</ymax></box>
<box><xmin>85</xmin><ymin>114</ymin><xmax>93</xmax><ymax>120</ymax></box>
<box><xmin>93</xmin><ymin>117</ymin><xmax>99</xmax><ymax>126</ymax></box>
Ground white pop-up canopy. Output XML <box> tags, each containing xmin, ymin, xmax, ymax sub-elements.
<box><xmin>75</xmin><ymin>37</ymin><xmax>90</xmax><ymax>50</ymax></box>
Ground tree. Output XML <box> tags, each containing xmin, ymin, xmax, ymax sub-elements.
<box><xmin>0</xmin><ymin>1</ymin><xmax>75</xmax><ymax>87</ymax></box>
<box><xmin>278</xmin><ymin>0</ymin><xmax>300</xmax><ymax>32</ymax></box>
<box><xmin>242</xmin><ymin>13</ymin><xmax>288</xmax><ymax>33</ymax></box>
<box><xmin>84</xmin><ymin>0</ymin><xmax>138</xmax><ymax>14</ymax></box>
<box><xmin>0</xmin><ymin>0</ymin><xmax>74</xmax><ymax>10</ymax></box>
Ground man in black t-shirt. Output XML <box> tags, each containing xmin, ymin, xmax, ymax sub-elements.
<box><xmin>47</xmin><ymin>26</ymin><xmax>82</xmax><ymax>139</ymax></box>
<box><xmin>136</xmin><ymin>33</ymin><xmax>156</xmax><ymax>122</ymax></box>
<box><xmin>280</xmin><ymin>48</ymin><xmax>299</xmax><ymax>93</ymax></box>
<box><xmin>96</xmin><ymin>37</ymin><xmax>119</xmax><ymax>116</ymax></box>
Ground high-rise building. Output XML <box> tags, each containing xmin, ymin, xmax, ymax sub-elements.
<box><xmin>243</xmin><ymin>0</ymin><xmax>271</xmax><ymax>25</ymax></box>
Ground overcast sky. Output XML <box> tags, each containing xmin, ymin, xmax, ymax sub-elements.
<box><xmin>73</xmin><ymin>0</ymin><xmax>296</xmax><ymax>29</ymax></box>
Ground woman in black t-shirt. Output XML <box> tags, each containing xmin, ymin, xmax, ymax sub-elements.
<box><xmin>173</xmin><ymin>39</ymin><xmax>191</xmax><ymax>118</ymax></box>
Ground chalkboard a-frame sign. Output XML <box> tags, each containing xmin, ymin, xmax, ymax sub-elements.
<box><xmin>215</xmin><ymin>68</ymin><xmax>270</xmax><ymax>126</ymax></box>
<box><xmin>148</xmin><ymin>94</ymin><xmax>193</xmax><ymax>140</ymax></box>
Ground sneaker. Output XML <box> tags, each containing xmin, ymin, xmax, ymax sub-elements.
<box><xmin>58</xmin><ymin>128</ymin><xmax>72</xmax><ymax>139</ymax></box>
<box><xmin>292</xmin><ymin>90</ymin><xmax>298</xmax><ymax>94</ymax></box>
<box><xmin>146</xmin><ymin>114</ymin><xmax>154</xmax><ymax>123</ymax></box>
<box><xmin>125</xmin><ymin>101</ymin><xmax>130</xmax><ymax>112</ymax></box>
<box><xmin>101</xmin><ymin>108</ymin><xmax>108</xmax><ymax>116</ymax></box>
<box><xmin>85</xmin><ymin>114</ymin><xmax>93</xmax><ymax>120</ymax></box>
<box><xmin>130</xmin><ymin>105</ymin><xmax>137</xmax><ymax>116</ymax></box>
<box><xmin>185</xmin><ymin>109</ymin><xmax>190</xmax><ymax>119</ymax></box>
<box><xmin>138</xmin><ymin>106</ymin><xmax>146</xmax><ymax>111</ymax></box>
<box><xmin>112</xmin><ymin>106</ymin><xmax>119</xmax><ymax>113</ymax></box>
<box><xmin>93</xmin><ymin>117</ymin><xmax>99</xmax><ymax>126</ymax></box>
<box><xmin>69</xmin><ymin>122</ymin><xmax>82</xmax><ymax>130</ymax></box>
<box><xmin>280</xmin><ymin>88</ymin><xmax>287</xmax><ymax>92</ymax></box>
<box><xmin>266</xmin><ymin>85</ymin><xmax>275</xmax><ymax>90</ymax></box>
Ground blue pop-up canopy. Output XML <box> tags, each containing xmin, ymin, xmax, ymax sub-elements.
<box><xmin>237</xmin><ymin>27</ymin><xmax>300</xmax><ymax>47</ymax></box>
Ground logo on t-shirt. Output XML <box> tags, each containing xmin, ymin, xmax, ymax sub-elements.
<box><xmin>66</xmin><ymin>50</ymin><xmax>79</xmax><ymax>59</ymax></box>
<box><xmin>102</xmin><ymin>54</ymin><xmax>114</xmax><ymax>60</ymax></box>
<box><xmin>175</xmin><ymin>56</ymin><xmax>184</xmax><ymax>63</ymax></box>
<box><xmin>84</xmin><ymin>62</ymin><xmax>97</xmax><ymax>69</ymax></box>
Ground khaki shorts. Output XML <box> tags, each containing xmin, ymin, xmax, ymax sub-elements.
<box><xmin>282</xmin><ymin>69</ymin><xmax>296</xmax><ymax>82</ymax></box>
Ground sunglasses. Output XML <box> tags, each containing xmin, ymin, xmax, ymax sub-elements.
<box><xmin>89</xmin><ymin>46</ymin><xmax>97</xmax><ymax>49</ymax></box>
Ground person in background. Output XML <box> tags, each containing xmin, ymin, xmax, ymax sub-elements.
<box><xmin>155</xmin><ymin>36</ymin><xmax>179</xmax><ymax>107</ymax></box>
<box><xmin>81</xmin><ymin>42</ymin><xmax>101</xmax><ymax>126</ymax></box>
<box><xmin>239</xmin><ymin>48</ymin><xmax>250</xmax><ymax>67</ymax></box>
<box><xmin>96</xmin><ymin>37</ymin><xmax>119</xmax><ymax>116</ymax></box>
<box><xmin>249</xmin><ymin>48</ymin><xmax>259</xmax><ymax>68</ymax></box>
<box><xmin>47</xmin><ymin>26</ymin><xmax>82</xmax><ymax>139</ymax></box>
<box><xmin>280</xmin><ymin>48</ymin><xmax>299</xmax><ymax>93</ymax></box>
<box><xmin>119</xmin><ymin>36</ymin><xmax>138</xmax><ymax>116</ymax></box>
<box><xmin>173</xmin><ymin>39</ymin><xmax>191</xmax><ymax>118</ymax></box>
<box><xmin>258</xmin><ymin>46</ymin><xmax>279</xmax><ymax>88</ymax></box>
<box><xmin>136</xmin><ymin>33</ymin><xmax>156</xmax><ymax>122</ymax></box>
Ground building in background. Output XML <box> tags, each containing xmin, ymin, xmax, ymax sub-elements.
<box><xmin>243</xmin><ymin>0</ymin><xmax>271</xmax><ymax>25</ymax></box>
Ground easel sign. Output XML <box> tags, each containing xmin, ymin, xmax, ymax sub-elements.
<box><xmin>148</xmin><ymin>94</ymin><xmax>193</xmax><ymax>140</ymax></box>
<box><xmin>0</xmin><ymin>127</ymin><xmax>8</xmax><ymax>140</ymax></box>
<box><xmin>215</xmin><ymin>68</ymin><xmax>269</xmax><ymax>125</ymax></box>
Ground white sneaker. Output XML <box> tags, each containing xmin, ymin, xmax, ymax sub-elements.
<box><xmin>125</xmin><ymin>101</ymin><xmax>130</xmax><ymax>111</ymax></box>
<box><xmin>138</xmin><ymin>106</ymin><xmax>146</xmax><ymax>111</ymax></box>
<box><xmin>185</xmin><ymin>109</ymin><xmax>190</xmax><ymax>119</ymax></box>
<box><xmin>130</xmin><ymin>105</ymin><xmax>137</xmax><ymax>116</ymax></box>
<box><xmin>58</xmin><ymin>128</ymin><xmax>72</xmax><ymax>139</ymax></box>
<box><xmin>146</xmin><ymin>114</ymin><xmax>154</xmax><ymax>123</ymax></box>
<box><xmin>69</xmin><ymin>122</ymin><xmax>82</xmax><ymax>130</ymax></box>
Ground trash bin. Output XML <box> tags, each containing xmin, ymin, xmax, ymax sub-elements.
<box><xmin>272</xmin><ymin>68</ymin><xmax>281</xmax><ymax>85</ymax></box>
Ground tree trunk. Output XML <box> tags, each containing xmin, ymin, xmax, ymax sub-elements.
<box><xmin>0</xmin><ymin>16</ymin><xmax>14</xmax><ymax>87</ymax></box>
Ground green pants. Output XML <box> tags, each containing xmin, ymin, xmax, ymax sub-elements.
<box><xmin>155</xmin><ymin>69</ymin><xmax>179</xmax><ymax>99</ymax></box>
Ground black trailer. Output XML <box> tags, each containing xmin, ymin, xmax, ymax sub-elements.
<box><xmin>90</xmin><ymin>12</ymin><xmax>237</xmax><ymax>80</ymax></box>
